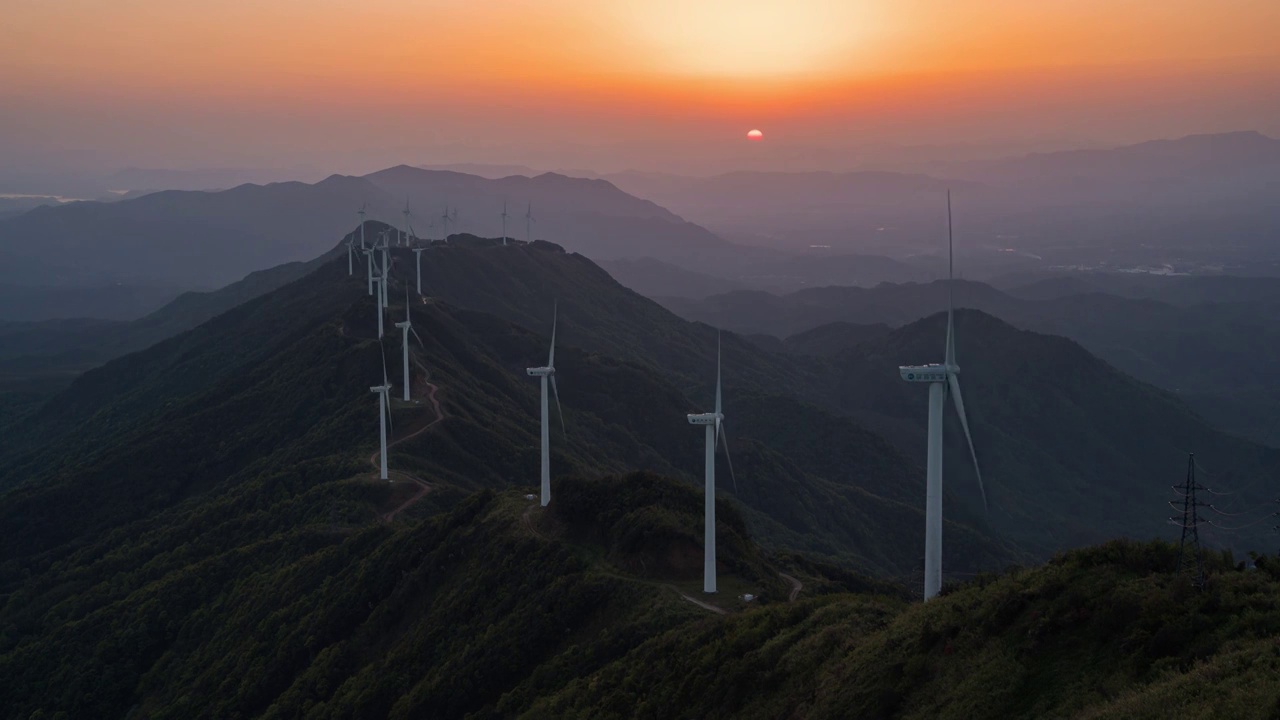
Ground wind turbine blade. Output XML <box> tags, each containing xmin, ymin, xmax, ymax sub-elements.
<box><xmin>548</xmin><ymin>301</ymin><xmax>557</xmax><ymax>367</ymax></box>
<box><xmin>717</xmin><ymin>420</ymin><xmax>738</xmax><ymax>494</ymax></box>
<box><xmin>380</xmin><ymin>343</ymin><xmax>389</xmax><ymax>388</ymax></box>
<box><xmin>550</xmin><ymin>374</ymin><xmax>566</xmax><ymax>436</ymax></box>
<box><xmin>714</xmin><ymin>330</ymin><xmax>722</xmax><ymax>415</ymax></box>
<box><xmin>411</xmin><ymin>327</ymin><xmax>425</xmax><ymax>348</ymax></box>
<box><xmin>947</xmin><ymin>373</ymin><xmax>988</xmax><ymax>513</ymax></box>
<box><xmin>945</xmin><ymin>189</ymin><xmax>955</xmax><ymax>366</ymax></box>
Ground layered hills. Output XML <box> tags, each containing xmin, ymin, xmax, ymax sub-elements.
<box><xmin>4</xmin><ymin>232</ymin><xmax>1280</xmax><ymax>717</ymax></box>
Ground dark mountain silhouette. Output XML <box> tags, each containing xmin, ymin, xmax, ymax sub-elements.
<box><xmin>663</xmin><ymin>276</ymin><xmax>1280</xmax><ymax>444</ymax></box>
<box><xmin>0</xmin><ymin>167</ymin><xmax>732</xmax><ymax>316</ymax></box>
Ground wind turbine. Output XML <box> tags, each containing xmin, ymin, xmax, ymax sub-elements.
<box><xmin>371</xmin><ymin>346</ymin><xmax>393</xmax><ymax>481</ymax></box>
<box><xmin>358</xmin><ymin>204</ymin><xmax>367</xmax><ymax>250</ymax></box>
<box><xmin>363</xmin><ymin>247</ymin><xmax>374</xmax><ymax>296</ymax></box>
<box><xmin>525</xmin><ymin>303</ymin><xmax>564</xmax><ymax>507</ymax></box>
<box><xmin>395</xmin><ymin>286</ymin><xmax>424</xmax><ymax>401</ymax></box>
<box><xmin>897</xmin><ymin>190</ymin><xmax>987</xmax><ymax>602</ymax></box>
<box><xmin>373</xmin><ymin>275</ymin><xmax>385</xmax><ymax>339</ymax></box>
<box><xmin>499</xmin><ymin>200</ymin><xmax>509</xmax><ymax>245</ymax></box>
<box><xmin>440</xmin><ymin>203</ymin><xmax>450</xmax><ymax>241</ymax></box>
<box><xmin>412</xmin><ymin>246</ymin><xmax>425</xmax><ymax>295</ymax></box>
<box><xmin>379</xmin><ymin>230</ymin><xmax>390</xmax><ymax>308</ymax></box>
<box><xmin>525</xmin><ymin>202</ymin><xmax>534</xmax><ymax>243</ymax></box>
<box><xmin>686</xmin><ymin>332</ymin><xmax>736</xmax><ymax>594</ymax></box>
<box><xmin>346</xmin><ymin>237</ymin><xmax>355</xmax><ymax>275</ymax></box>
<box><xmin>402</xmin><ymin>198</ymin><xmax>412</xmax><ymax>247</ymax></box>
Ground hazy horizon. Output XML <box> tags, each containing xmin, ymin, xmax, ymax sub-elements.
<box><xmin>3</xmin><ymin>0</ymin><xmax>1278</xmax><ymax>190</ymax></box>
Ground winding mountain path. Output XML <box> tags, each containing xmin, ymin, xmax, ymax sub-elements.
<box><xmin>678</xmin><ymin>592</ymin><xmax>728</xmax><ymax>615</ymax></box>
<box><xmin>779</xmin><ymin>572</ymin><xmax>803</xmax><ymax>602</ymax></box>
<box><xmin>373</xmin><ymin>373</ymin><xmax>444</xmax><ymax>522</ymax></box>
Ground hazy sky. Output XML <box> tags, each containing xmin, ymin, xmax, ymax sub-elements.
<box><xmin>2</xmin><ymin>0</ymin><xmax>1278</xmax><ymax>179</ymax></box>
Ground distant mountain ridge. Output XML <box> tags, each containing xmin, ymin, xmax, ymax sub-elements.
<box><xmin>0</xmin><ymin>165</ymin><xmax>732</xmax><ymax>304</ymax></box>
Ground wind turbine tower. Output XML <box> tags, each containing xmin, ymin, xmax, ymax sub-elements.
<box><xmin>413</xmin><ymin>247</ymin><xmax>425</xmax><ymax>295</ymax></box>
<box><xmin>897</xmin><ymin>190</ymin><xmax>987</xmax><ymax>602</ymax></box>
<box><xmin>379</xmin><ymin>231</ymin><xmax>390</xmax><ymax>308</ymax></box>
<box><xmin>499</xmin><ymin>200</ymin><xmax>509</xmax><ymax>245</ymax></box>
<box><xmin>394</xmin><ymin>287</ymin><xmax>423</xmax><ymax>402</ymax></box>
<box><xmin>373</xmin><ymin>276</ymin><xmax>385</xmax><ymax>338</ymax></box>
<box><xmin>371</xmin><ymin>350</ymin><xmax>392</xmax><ymax>481</ymax></box>
<box><xmin>686</xmin><ymin>332</ymin><xmax>736</xmax><ymax>594</ymax></box>
<box><xmin>440</xmin><ymin>204</ymin><xmax>450</xmax><ymax>241</ymax></box>
<box><xmin>346</xmin><ymin>238</ymin><xmax>354</xmax><ymax>275</ymax></box>
<box><xmin>402</xmin><ymin>198</ymin><xmax>412</xmax><ymax>247</ymax></box>
<box><xmin>525</xmin><ymin>303</ymin><xmax>564</xmax><ymax>507</ymax></box>
<box><xmin>525</xmin><ymin>202</ymin><xmax>534</xmax><ymax>243</ymax></box>
<box><xmin>363</xmin><ymin>248</ymin><xmax>374</xmax><ymax>296</ymax></box>
<box><xmin>358</xmin><ymin>204</ymin><xmax>367</xmax><ymax>250</ymax></box>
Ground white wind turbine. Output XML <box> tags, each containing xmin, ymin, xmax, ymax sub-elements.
<box><xmin>358</xmin><ymin>204</ymin><xmax>367</xmax><ymax>250</ymax></box>
<box><xmin>346</xmin><ymin>236</ymin><xmax>355</xmax><ymax>275</ymax></box>
<box><xmin>371</xmin><ymin>346</ymin><xmax>393</xmax><ymax>481</ymax></box>
<box><xmin>898</xmin><ymin>190</ymin><xmax>987</xmax><ymax>602</ymax></box>
<box><xmin>363</xmin><ymin>247</ymin><xmax>374</xmax><ymax>296</ymax></box>
<box><xmin>379</xmin><ymin>230</ymin><xmax>390</xmax><ymax>308</ymax></box>
<box><xmin>525</xmin><ymin>202</ymin><xmax>534</xmax><ymax>243</ymax></box>
<box><xmin>686</xmin><ymin>332</ymin><xmax>737</xmax><ymax>594</ymax></box>
<box><xmin>401</xmin><ymin>198</ymin><xmax>412</xmax><ymax>247</ymax></box>
<box><xmin>525</xmin><ymin>303</ymin><xmax>565</xmax><ymax>507</ymax></box>
<box><xmin>499</xmin><ymin>200</ymin><xmax>509</xmax><ymax>245</ymax></box>
<box><xmin>412</xmin><ymin>246</ymin><xmax>425</xmax><ymax>295</ymax></box>
<box><xmin>440</xmin><ymin>203</ymin><xmax>451</xmax><ymax>241</ymax></box>
<box><xmin>395</xmin><ymin>286</ymin><xmax>425</xmax><ymax>401</ymax></box>
<box><xmin>372</xmin><ymin>274</ymin><xmax>385</xmax><ymax>339</ymax></box>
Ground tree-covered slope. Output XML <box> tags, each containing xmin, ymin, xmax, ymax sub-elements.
<box><xmin>530</xmin><ymin>540</ymin><xmax>1280</xmax><ymax>720</ymax></box>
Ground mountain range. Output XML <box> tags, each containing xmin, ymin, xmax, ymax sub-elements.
<box><xmin>4</xmin><ymin>227</ymin><xmax>1280</xmax><ymax>716</ymax></box>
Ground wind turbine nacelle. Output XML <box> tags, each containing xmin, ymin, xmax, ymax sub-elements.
<box><xmin>899</xmin><ymin>364</ymin><xmax>955</xmax><ymax>383</ymax></box>
<box><xmin>686</xmin><ymin>412</ymin><xmax>721</xmax><ymax>426</ymax></box>
<box><xmin>526</xmin><ymin>366</ymin><xmax>554</xmax><ymax>377</ymax></box>
<box><xmin>395</xmin><ymin>321</ymin><xmax>411</xmax><ymax>329</ymax></box>
<box><xmin>369</xmin><ymin>384</ymin><xmax>392</xmax><ymax>393</ymax></box>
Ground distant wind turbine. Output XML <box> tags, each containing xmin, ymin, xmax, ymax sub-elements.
<box><xmin>379</xmin><ymin>230</ymin><xmax>390</xmax><ymax>308</ymax></box>
<box><xmin>412</xmin><ymin>246</ymin><xmax>425</xmax><ymax>295</ymax></box>
<box><xmin>371</xmin><ymin>346</ymin><xmax>393</xmax><ymax>481</ymax></box>
<box><xmin>346</xmin><ymin>237</ymin><xmax>355</xmax><ymax>276</ymax></box>
<box><xmin>525</xmin><ymin>202</ymin><xmax>534</xmax><ymax>243</ymax></box>
<box><xmin>402</xmin><ymin>198</ymin><xmax>412</xmax><ymax>247</ymax></box>
<box><xmin>440</xmin><ymin>203</ymin><xmax>450</xmax><ymax>241</ymax></box>
<box><xmin>897</xmin><ymin>190</ymin><xmax>987</xmax><ymax>602</ymax></box>
<box><xmin>525</xmin><ymin>302</ymin><xmax>565</xmax><ymax>507</ymax></box>
<box><xmin>363</xmin><ymin>247</ymin><xmax>374</xmax><ymax>296</ymax></box>
<box><xmin>373</xmin><ymin>275</ymin><xmax>385</xmax><ymax>338</ymax></box>
<box><xmin>686</xmin><ymin>331</ymin><xmax>736</xmax><ymax>594</ymax></box>
<box><xmin>358</xmin><ymin>204</ymin><xmax>367</xmax><ymax>250</ymax></box>
<box><xmin>395</xmin><ymin>286</ymin><xmax>424</xmax><ymax>401</ymax></box>
<box><xmin>499</xmin><ymin>200</ymin><xmax>509</xmax><ymax>246</ymax></box>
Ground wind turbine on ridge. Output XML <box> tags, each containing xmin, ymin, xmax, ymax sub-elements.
<box><xmin>526</xmin><ymin>302</ymin><xmax>565</xmax><ymax>507</ymax></box>
<box><xmin>525</xmin><ymin>202</ymin><xmax>534</xmax><ymax>243</ymax></box>
<box><xmin>395</xmin><ymin>286</ymin><xmax>424</xmax><ymax>402</ymax></box>
<box><xmin>371</xmin><ymin>345</ymin><xmax>393</xmax><ymax>481</ymax></box>
<box><xmin>346</xmin><ymin>236</ymin><xmax>355</xmax><ymax>276</ymax></box>
<box><xmin>401</xmin><ymin>198</ymin><xmax>412</xmax><ymax>247</ymax></box>
<box><xmin>379</xmin><ymin>230</ymin><xmax>390</xmax><ymax>308</ymax></box>
<box><xmin>372</xmin><ymin>273</ymin><xmax>385</xmax><ymax>339</ymax></box>
<box><xmin>499</xmin><ymin>200</ymin><xmax>509</xmax><ymax>246</ymax></box>
<box><xmin>358</xmin><ymin>204</ymin><xmax>368</xmax><ymax>249</ymax></box>
<box><xmin>686</xmin><ymin>331</ymin><xmax>737</xmax><ymax>594</ymax></box>
<box><xmin>440</xmin><ymin>203</ymin><xmax>450</xmax><ymax>241</ymax></box>
<box><xmin>897</xmin><ymin>190</ymin><xmax>987</xmax><ymax>602</ymax></box>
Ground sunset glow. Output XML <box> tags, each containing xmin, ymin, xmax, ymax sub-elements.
<box><xmin>1</xmin><ymin>0</ymin><xmax>1277</xmax><ymax>173</ymax></box>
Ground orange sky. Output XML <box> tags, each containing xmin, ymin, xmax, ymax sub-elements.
<box><xmin>2</xmin><ymin>0</ymin><xmax>1278</xmax><ymax>175</ymax></box>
